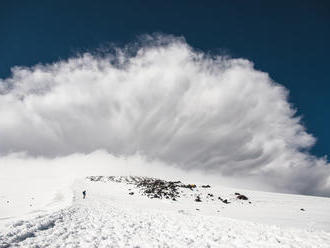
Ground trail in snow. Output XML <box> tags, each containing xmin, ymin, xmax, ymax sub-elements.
<box><xmin>1</xmin><ymin>178</ymin><xmax>330</xmax><ymax>247</ymax></box>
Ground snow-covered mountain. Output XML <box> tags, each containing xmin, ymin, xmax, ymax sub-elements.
<box><xmin>1</xmin><ymin>176</ymin><xmax>330</xmax><ymax>247</ymax></box>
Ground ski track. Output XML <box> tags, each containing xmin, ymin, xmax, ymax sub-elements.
<box><xmin>1</xmin><ymin>197</ymin><xmax>330</xmax><ymax>248</ymax></box>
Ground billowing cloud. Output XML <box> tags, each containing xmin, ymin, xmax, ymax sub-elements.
<box><xmin>0</xmin><ymin>35</ymin><xmax>329</xmax><ymax>196</ymax></box>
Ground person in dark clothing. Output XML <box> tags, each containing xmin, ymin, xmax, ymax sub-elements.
<box><xmin>82</xmin><ymin>190</ymin><xmax>86</xmax><ymax>199</ymax></box>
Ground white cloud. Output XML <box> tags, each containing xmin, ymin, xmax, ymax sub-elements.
<box><xmin>0</xmin><ymin>35</ymin><xmax>329</xmax><ymax>196</ymax></box>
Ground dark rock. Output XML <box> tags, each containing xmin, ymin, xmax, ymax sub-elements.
<box><xmin>129</xmin><ymin>192</ymin><xmax>134</xmax><ymax>195</ymax></box>
<box><xmin>172</xmin><ymin>181</ymin><xmax>181</xmax><ymax>184</ymax></box>
<box><xmin>89</xmin><ymin>176</ymin><xmax>207</xmax><ymax>203</ymax></box>
<box><xmin>195</xmin><ymin>196</ymin><xmax>202</xmax><ymax>202</ymax></box>
<box><xmin>300</xmin><ymin>208</ymin><xmax>305</xmax><ymax>211</ymax></box>
<box><xmin>201</xmin><ymin>185</ymin><xmax>211</xmax><ymax>188</ymax></box>
<box><xmin>218</xmin><ymin>196</ymin><xmax>230</xmax><ymax>204</ymax></box>
<box><xmin>181</xmin><ymin>184</ymin><xmax>196</xmax><ymax>190</ymax></box>
<box><xmin>237</xmin><ymin>194</ymin><xmax>248</xmax><ymax>200</ymax></box>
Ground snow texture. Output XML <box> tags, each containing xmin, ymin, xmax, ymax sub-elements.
<box><xmin>1</xmin><ymin>177</ymin><xmax>330</xmax><ymax>247</ymax></box>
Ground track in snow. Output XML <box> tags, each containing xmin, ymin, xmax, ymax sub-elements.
<box><xmin>1</xmin><ymin>178</ymin><xmax>330</xmax><ymax>248</ymax></box>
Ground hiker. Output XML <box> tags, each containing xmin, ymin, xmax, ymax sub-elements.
<box><xmin>82</xmin><ymin>190</ymin><xmax>86</xmax><ymax>199</ymax></box>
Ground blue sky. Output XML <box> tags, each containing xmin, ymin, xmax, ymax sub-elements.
<box><xmin>0</xmin><ymin>0</ymin><xmax>329</xmax><ymax>158</ymax></box>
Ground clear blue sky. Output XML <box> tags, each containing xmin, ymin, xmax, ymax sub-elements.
<box><xmin>0</xmin><ymin>0</ymin><xmax>329</xmax><ymax>158</ymax></box>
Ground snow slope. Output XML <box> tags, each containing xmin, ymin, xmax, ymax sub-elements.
<box><xmin>0</xmin><ymin>177</ymin><xmax>73</xmax><ymax>226</ymax></box>
<box><xmin>1</xmin><ymin>177</ymin><xmax>330</xmax><ymax>247</ymax></box>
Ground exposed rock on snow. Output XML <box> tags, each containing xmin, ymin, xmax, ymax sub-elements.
<box><xmin>86</xmin><ymin>176</ymin><xmax>217</xmax><ymax>202</ymax></box>
<box><xmin>195</xmin><ymin>196</ymin><xmax>202</xmax><ymax>202</ymax></box>
<box><xmin>1</xmin><ymin>176</ymin><xmax>330</xmax><ymax>247</ymax></box>
<box><xmin>218</xmin><ymin>196</ymin><xmax>230</xmax><ymax>204</ymax></box>
<box><xmin>236</xmin><ymin>194</ymin><xmax>248</xmax><ymax>200</ymax></box>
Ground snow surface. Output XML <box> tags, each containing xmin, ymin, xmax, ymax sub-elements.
<box><xmin>1</xmin><ymin>177</ymin><xmax>330</xmax><ymax>247</ymax></box>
